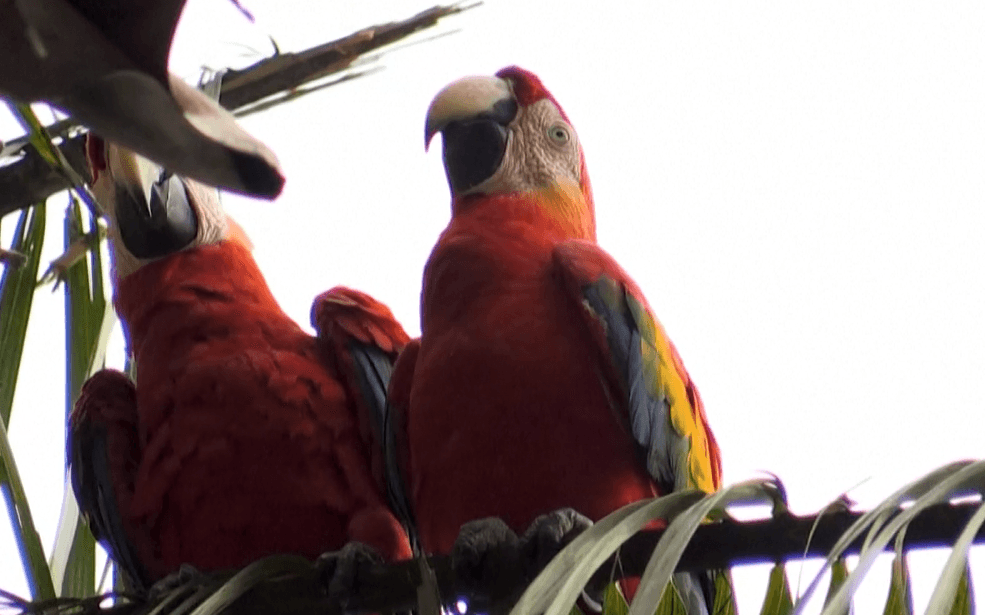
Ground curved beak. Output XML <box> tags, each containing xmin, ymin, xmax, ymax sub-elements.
<box><xmin>424</xmin><ymin>75</ymin><xmax>518</xmax><ymax>194</ymax></box>
<box><xmin>111</xmin><ymin>150</ymin><xmax>199</xmax><ymax>259</ymax></box>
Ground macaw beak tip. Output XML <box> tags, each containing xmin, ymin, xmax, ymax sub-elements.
<box><xmin>424</xmin><ymin>124</ymin><xmax>438</xmax><ymax>152</ymax></box>
<box><xmin>424</xmin><ymin>75</ymin><xmax>514</xmax><ymax>154</ymax></box>
<box><xmin>229</xmin><ymin>150</ymin><xmax>285</xmax><ymax>199</ymax></box>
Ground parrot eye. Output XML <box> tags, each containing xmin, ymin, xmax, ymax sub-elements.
<box><xmin>547</xmin><ymin>123</ymin><xmax>570</xmax><ymax>145</ymax></box>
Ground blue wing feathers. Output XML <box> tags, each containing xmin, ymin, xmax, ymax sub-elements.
<box><xmin>347</xmin><ymin>340</ymin><xmax>418</xmax><ymax>551</ymax></box>
<box><xmin>580</xmin><ymin>279</ymin><xmax>675</xmax><ymax>494</ymax></box>
<box><xmin>69</xmin><ymin>407</ymin><xmax>150</xmax><ymax>591</ymax></box>
<box><xmin>348</xmin><ymin>341</ymin><xmax>393</xmax><ymax>448</ymax></box>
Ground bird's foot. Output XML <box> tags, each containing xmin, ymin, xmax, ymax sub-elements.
<box><xmin>145</xmin><ymin>564</ymin><xmax>206</xmax><ymax>601</ymax></box>
<box><xmin>451</xmin><ymin>517</ymin><xmax>524</xmax><ymax>615</ymax></box>
<box><xmin>38</xmin><ymin>226</ymin><xmax>105</xmax><ymax>289</ymax></box>
<box><xmin>450</xmin><ymin>510</ymin><xmax>593</xmax><ymax>615</ymax></box>
<box><xmin>316</xmin><ymin>542</ymin><xmax>383</xmax><ymax>612</ymax></box>
<box><xmin>517</xmin><ymin>508</ymin><xmax>593</xmax><ymax>576</ymax></box>
<box><xmin>0</xmin><ymin>247</ymin><xmax>27</xmax><ymax>269</ymax></box>
<box><xmin>519</xmin><ymin>508</ymin><xmax>603</xmax><ymax>611</ymax></box>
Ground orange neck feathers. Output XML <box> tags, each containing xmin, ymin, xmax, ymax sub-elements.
<box><xmin>452</xmin><ymin>176</ymin><xmax>597</xmax><ymax>243</ymax></box>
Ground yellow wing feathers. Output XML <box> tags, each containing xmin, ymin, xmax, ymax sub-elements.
<box><xmin>628</xmin><ymin>295</ymin><xmax>721</xmax><ymax>493</ymax></box>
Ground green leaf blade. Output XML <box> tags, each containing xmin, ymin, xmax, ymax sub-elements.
<box><xmin>760</xmin><ymin>564</ymin><xmax>794</xmax><ymax>615</ymax></box>
<box><xmin>602</xmin><ymin>582</ymin><xmax>629</xmax><ymax>615</ymax></box>
<box><xmin>0</xmin><ymin>203</ymin><xmax>55</xmax><ymax>601</ymax></box>
<box><xmin>883</xmin><ymin>553</ymin><xmax>913</xmax><ymax>615</ymax></box>
<box><xmin>0</xmin><ymin>204</ymin><xmax>46</xmax><ymax>425</ymax></box>
<box><xmin>823</xmin><ymin>557</ymin><xmax>852</xmax><ymax>615</ymax></box>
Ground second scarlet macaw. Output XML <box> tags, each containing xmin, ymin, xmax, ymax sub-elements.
<box><xmin>389</xmin><ymin>67</ymin><xmax>725</xmax><ymax>612</ymax></box>
<box><xmin>69</xmin><ymin>136</ymin><xmax>411</xmax><ymax>590</ymax></box>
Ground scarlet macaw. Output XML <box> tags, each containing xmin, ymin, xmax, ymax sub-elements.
<box><xmin>69</xmin><ymin>136</ymin><xmax>410</xmax><ymax>591</ymax></box>
<box><xmin>389</xmin><ymin>66</ymin><xmax>725</xmax><ymax>611</ymax></box>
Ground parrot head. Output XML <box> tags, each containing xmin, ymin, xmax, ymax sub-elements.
<box><xmin>86</xmin><ymin>134</ymin><xmax>243</xmax><ymax>279</ymax></box>
<box><xmin>425</xmin><ymin>66</ymin><xmax>595</xmax><ymax>240</ymax></box>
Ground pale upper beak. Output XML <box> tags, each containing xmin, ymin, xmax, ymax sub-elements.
<box><xmin>424</xmin><ymin>75</ymin><xmax>516</xmax><ymax>150</ymax></box>
<box><xmin>424</xmin><ymin>75</ymin><xmax>519</xmax><ymax>195</ymax></box>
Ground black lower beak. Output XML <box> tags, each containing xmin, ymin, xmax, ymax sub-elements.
<box><xmin>441</xmin><ymin>120</ymin><xmax>508</xmax><ymax>194</ymax></box>
<box><xmin>440</xmin><ymin>98</ymin><xmax>518</xmax><ymax>194</ymax></box>
<box><xmin>115</xmin><ymin>172</ymin><xmax>198</xmax><ymax>259</ymax></box>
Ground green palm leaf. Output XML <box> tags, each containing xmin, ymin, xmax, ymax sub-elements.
<box><xmin>49</xmin><ymin>196</ymin><xmax>115</xmax><ymax>597</ymax></box>
<box><xmin>883</xmin><ymin>549</ymin><xmax>913</xmax><ymax>615</ymax></box>
<box><xmin>759</xmin><ymin>564</ymin><xmax>793</xmax><ymax>615</ymax></box>
<box><xmin>0</xmin><ymin>201</ymin><xmax>54</xmax><ymax>601</ymax></box>
<box><xmin>801</xmin><ymin>460</ymin><xmax>983</xmax><ymax>615</ymax></box>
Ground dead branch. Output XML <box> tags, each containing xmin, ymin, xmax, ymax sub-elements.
<box><xmin>0</xmin><ymin>3</ymin><xmax>478</xmax><ymax>218</ymax></box>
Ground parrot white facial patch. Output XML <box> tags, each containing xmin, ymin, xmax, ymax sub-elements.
<box><xmin>469</xmin><ymin>99</ymin><xmax>582</xmax><ymax>196</ymax></box>
<box><xmin>93</xmin><ymin>142</ymin><xmax>229</xmax><ymax>280</ymax></box>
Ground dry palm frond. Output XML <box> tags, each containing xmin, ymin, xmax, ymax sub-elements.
<box><xmin>0</xmin><ymin>2</ymin><xmax>479</xmax><ymax>219</ymax></box>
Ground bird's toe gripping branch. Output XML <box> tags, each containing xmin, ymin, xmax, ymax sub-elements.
<box><xmin>518</xmin><ymin>507</ymin><xmax>594</xmax><ymax>574</ymax></box>
<box><xmin>316</xmin><ymin>542</ymin><xmax>385</xmax><ymax>611</ymax></box>
<box><xmin>450</xmin><ymin>509</ymin><xmax>594</xmax><ymax>614</ymax></box>
<box><xmin>145</xmin><ymin>564</ymin><xmax>207</xmax><ymax>601</ymax></box>
<box><xmin>450</xmin><ymin>517</ymin><xmax>524</xmax><ymax>614</ymax></box>
<box><xmin>0</xmin><ymin>247</ymin><xmax>27</xmax><ymax>269</ymax></box>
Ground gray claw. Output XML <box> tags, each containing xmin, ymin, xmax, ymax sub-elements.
<box><xmin>451</xmin><ymin>517</ymin><xmax>522</xmax><ymax>587</ymax></box>
<box><xmin>449</xmin><ymin>510</ymin><xmax>594</xmax><ymax>615</ymax></box>
<box><xmin>521</xmin><ymin>508</ymin><xmax>601</xmax><ymax>608</ymax></box>
<box><xmin>450</xmin><ymin>517</ymin><xmax>525</xmax><ymax>614</ymax></box>
<box><xmin>145</xmin><ymin>563</ymin><xmax>205</xmax><ymax>600</ymax></box>
<box><xmin>316</xmin><ymin>542</ymin><xmax>383</xmax><ymax>610</ymax></box>
<box><xmin>519</xmin><ymin>508</ymin><xmax>593</xmax><ymax>575</ymax></box>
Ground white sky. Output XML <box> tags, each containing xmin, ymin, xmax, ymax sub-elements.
<box><xmin>2</xmin><ymin>1</ymin><xmax>985</xmax><ymax>612</ymax></box>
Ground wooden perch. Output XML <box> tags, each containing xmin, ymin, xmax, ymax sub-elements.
<box><xmin>6</xmin><ymin>501</ymin><xmax>983</xmax><ymax>615</ymax></box>
<box><xmin>0</xmin><ymin>3</ymin><xmax>477</xmax><ymax>218</ymax></box>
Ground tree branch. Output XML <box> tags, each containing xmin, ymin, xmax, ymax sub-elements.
<box><xmin>6</xmin><ymin>501</ymin><xmax>983</xmax><ymax>615</ymax></box>
<box><xmin>0</xmin><ymin>138</ymin><xmax>89</xmax><ymax>216</ymax></box>
<box><xmin>0</xmin><ymin>3</ymin><xmax>478</xmax><ymax>219</ymax></box>
<box><xmin>217</xmin><ymin>4</ymin><xmax>476</xmax><ymax>112</ymax></box>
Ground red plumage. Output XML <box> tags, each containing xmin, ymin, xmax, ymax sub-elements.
<box><xmin>397</xmin><ymin>68</ymin><xmax>724</xmax><ymax>593</ymax></box>
<box><xmin>72</xmin><ymin>222</ymin><xmax>411</xmax><ymax>586</ymax></box>
<box><xmin>396</xmin><ymin>196</ymin><xmax>657</xmax><ymax>553</ymax></box>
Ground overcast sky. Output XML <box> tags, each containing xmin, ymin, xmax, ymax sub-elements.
<box><xmin>2</xmin><ymin>1</ymin><xmax>985</xmax><ymax>612</ymax></box>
